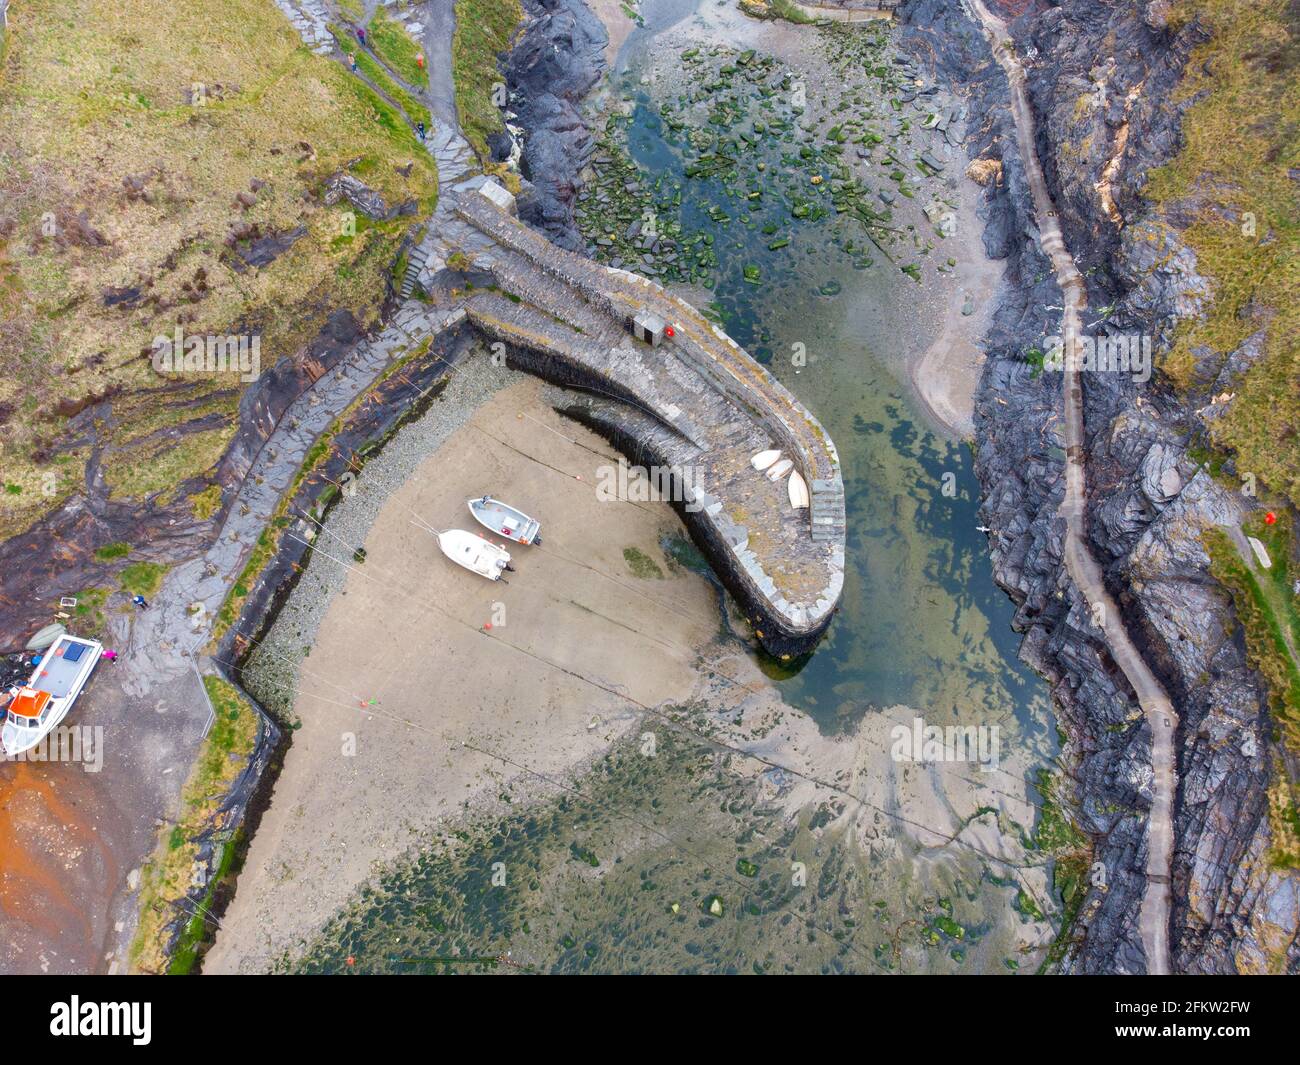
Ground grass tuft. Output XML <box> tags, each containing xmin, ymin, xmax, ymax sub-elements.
<box><xmin>0</xmin><ymin>0</ymin><xmax>437</xmax><ymax>535</ymax></box>
<box><xmin>129</xmin><ymin>673</ymin><xmax>260</xmax><ymax>973</ymax></box>
<box><xmin>368</xmin><ymin>8</ymin><xmax>429</xmax><ymax>90</ymax></box>
<box><xmin>1146</xmin><ymin>0</ymin><xmax>1300</xmax><ymax>508</ymax></box>
<box><xmin>452</xmin><ymin>0</ymin><xmax>522</xmax><ymax>161</ymax></box>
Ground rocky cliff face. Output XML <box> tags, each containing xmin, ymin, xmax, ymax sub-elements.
<box><xmin>503</xmin><ymin>0</ymin><xmax>608</xmax><ymax>250</ymax></box>
<box><xmin>899</xmin><ymin>0</ymin><xmax>1299</xmax><ymax>972</ymax></box>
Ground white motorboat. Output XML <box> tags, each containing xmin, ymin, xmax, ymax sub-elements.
<box><xmin>437</xmin><ymin>528</ymin><xmax>513</xmax><ymax>581</ymax></box>
<box><xmin>766</xmin><ymin>458</ymin><xmax>793</xmax><ymax>481</ymax></box>
<box><xmin>788</xmin><ymin>470</ymin><xmax>810</xmax><ymax>509</ymax></box>
<box><xmin>750</xmin><ymin>449</ymin><xmax>781</xmax><ymax>471</ymax></box>
<box><xmin>2</xmin><ymin>634</ymin><xmax>102</xmax><ymax>757</ymax></box>
<box><xmin>467</xmin><ymin>496</ymin><xmax>542</xmax><ymax>546</ymax></box>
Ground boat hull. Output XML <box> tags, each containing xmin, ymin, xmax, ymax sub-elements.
<box><xmin>766</xmin><ymin>458</ymin><xmax>793</xmax><ymax>482</ymax></box>
<box><xmin>2</xmin><ymin>635</ymin><xmax>102</xmax><ymax>757</ymax></box>
<box><xmin>788</xmin><ymin>470</ymin><xmax>810</xmax><ymax>509</ymax></box>
<box><xmin>468</xmin><ymin>496</ymin><xmax>542</xmax><ymax>546</ymax></box>
<box><xmin>437</xmin><ymin>528</ymin><xmax>512</xmax><ymax>581</ymax></box>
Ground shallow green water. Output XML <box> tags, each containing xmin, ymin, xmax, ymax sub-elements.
<box><xmin>287</xmin><ymin>725</ymin><xmax>1041</xmax><ymax>974</ymax></box>
<box><xmin>605</xmin><ymin>28</ymin><xmax>1049</xmax><ymax>743</ymax></box>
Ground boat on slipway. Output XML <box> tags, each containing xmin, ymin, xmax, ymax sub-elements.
<box><xmin>468</xmin><ymin>496</ymin><xmax>542</xmax><ymax>546</ymax></box>
<box><xmin>2</xmin><ymin>634</ymin><xmax>102</xmax><ymax>757</ymax></box>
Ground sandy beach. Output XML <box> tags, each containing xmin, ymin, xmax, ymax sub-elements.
<box><xmin>207</xmin><ymin>359</ymin><xmax>1052</xmax><ymax>972</ymax></box>
<box><xmin>909</xmin><ymin>180</ymin><xmax>1004</xmax><ymax>440</ymax></box>
<box><xmin>588</xmin><ymin>0</ymin><xmax>640</xmax><ymax>64</ymax></box>
<box><xmin>206</xmin><ymin>369</ymin><xmax>724</xmax><ymax>971</ymax></box>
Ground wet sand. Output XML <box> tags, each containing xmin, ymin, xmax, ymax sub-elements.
<box><xmin>704</xmin><ymin>659</ymin><xmax>1053</xmax><ymax>926</ymax></box>
<box><xmin>0</xmin><ymin>766</ymin><xmax>116</xmax><ymax>972</ymax></box>
<box><xmin>588</xmin><ymin>0</ymin><xmax>640</xmax><ymax>63</ymax></box>
<box><xmin>206</xmin><ymin>376</ymin><xmax>724</xmax><ymax>971</ymax></box>
<box><xmin>909</xmin><ymin>186</ymin><xmax>1003</xmax><ymax>440</ymax></box>
<box><xmin>0</xmin><ymin>639</ymin><xmax>211</xmax><ymax>974</ymax></box>
<box><xmin>208</xmin><ymin>370</ymin><xmax>1053</xmax><ymax>971</ymax></box>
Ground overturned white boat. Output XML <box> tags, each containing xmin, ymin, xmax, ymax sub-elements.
<box><xmin>437</xmin><ymin>528</ymin><xmax>513</xmax><ymax>581</ymax></box>
<box><xmin>788</xmin><ymin>470</ymin><xmax>810</xmax><ymax>509</ymax></box>
<box><xmin>766</xmin><ymin>458</ymin><xmax>793</xmax><ymax>482</ymax></box>
<box><xmin>3</xmin><ymin>634</ymin><xmax>102</xmax><ymax>757</ymax></box>
<box><xmin>750</xmin><ymin>449</ymin><xmax>781</xmax><ymax>471</ymax></box>
<box><xmin>468</xmin><ymin>496</ymin><xmax>542</xmax><ymax>546</ymax></box>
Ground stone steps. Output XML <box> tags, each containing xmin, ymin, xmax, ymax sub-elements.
<box><xmin>809</xmin><ymin>479</ymin><xmax>846</xmax><ymax>542</ymax></box>
<box><xmin>463</xmin><ymin>291</ymin><xmax>609</xmax><ymax>366</ymax></box>
<box><xmin>399</xmin><ymin>240</ymin><xmax>430</xmax><ymax>300</ymax></box>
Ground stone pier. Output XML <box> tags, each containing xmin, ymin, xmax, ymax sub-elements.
<box><xmin>262</xmin><ymin>0</ymin><xmax>845</xmax><ymax>655</ymax></box>
<box><xmin>422</xmin><ymin>177</ymin><xmax>846</xmax><ymax>656</ymax></box>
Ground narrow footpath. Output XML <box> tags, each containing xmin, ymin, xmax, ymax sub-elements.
<box><xmin>966</xmin><ymin>0</ymin><xmax>1177</xmax><ymax>974</ymax></box>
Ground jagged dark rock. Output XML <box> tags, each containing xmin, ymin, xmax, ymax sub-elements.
<box><xmin>231</xmin><ymin>225</ymin><xmax>308</xmax><ymax>268</ymax></box>
<box><xmin>322</xmin><ymin>173</ymin><xmax>413</xmax><ymax>221</ymax></box>
<box><xmin>502</xmin><ymin>0</ymin><xmax>607</xmax><ymax>250</ymax></box>
<box><xmin>899</xmin><ymin>0</ymin><xmax>1298</xmax><ymax>973</ymax></box>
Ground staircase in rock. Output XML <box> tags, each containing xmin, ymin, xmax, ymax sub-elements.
<box><xmin>401</xmin><ymin>123</ymin><xmax>479</xmax><ymax>299</ymax></box>
<box><xmin>399</xmin><ymin>244</ymin><xmax>430</xmax><ymax>300</ymax></box>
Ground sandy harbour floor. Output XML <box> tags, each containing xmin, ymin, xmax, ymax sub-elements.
<box><xmin>206</xmin><ymin>370</ymin><xmax>726</xmax><ymax>970</ymax></box>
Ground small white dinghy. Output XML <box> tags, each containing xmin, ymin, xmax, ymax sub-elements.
<box><xmin>468</xmin><ymin>496</ymin><xmax>542</xmax><ymax>546</ymax></box>
<box><xmin>3</xmin><ymin>634</ymin><xmax>102</xmax><ymax>757</ymax></box>
<box><xmin>766</xmin><ymin>458</ymin><xmax>793</xmax><ymax>482</ymax></box>
<box><xmin>750</xmin><ymin>449</ymin><xmax>781</xmax><ymax>471</ymax></box>
<box><xmin>788</xmin><ymin>470</ymin><xmax>810</xmax><ymax>509</ymax></box>
<box><xmin>437</xmin><ymin>529</ymin><xmax>513</xmax><ymax>581</ymax></box>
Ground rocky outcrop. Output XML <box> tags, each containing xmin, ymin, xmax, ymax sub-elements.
<box><xmin>899</xmin><ymin>0</ymin><xmax>1298</xmax><ymax>972</ymax></box>
<box><xmin>323</xmin><ymin>174</ymin><xmax>417</xmax><ymax>222</ymax></box>
<box><xmin>502</xmin><ymin>0</ymin><xmax>608</xmax><ymax>250</ymax></box>
<box><xmin>0</xmin><ymin>310</ymin><xmax>362</xmax><ymax>654</ymax></box>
